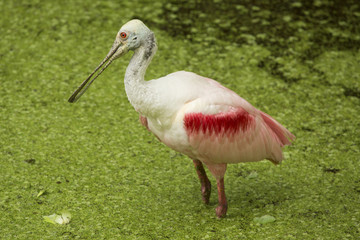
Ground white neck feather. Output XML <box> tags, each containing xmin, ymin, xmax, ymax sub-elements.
<box><xmin>124</xmin><ymin>33</ymin><xmax>157</xmax><ymax>115</ymax></box>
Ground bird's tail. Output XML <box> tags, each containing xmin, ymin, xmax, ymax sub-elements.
<box><xmin>260</xmin><ymin>111</ymin><xmax>295</xmax><ymax>147</ymax></box>
<box><xmin>260</xmin><ymin>111</ymin><xmax>295</xmax><ymax>164</ymax></box>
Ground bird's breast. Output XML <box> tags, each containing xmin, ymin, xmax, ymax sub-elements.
<box><xmin>145</xmin><ymin>111</ymin><xmax>193</xmax><ymax>155</ymax></box>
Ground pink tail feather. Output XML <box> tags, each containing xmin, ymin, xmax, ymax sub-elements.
<box><xmin>260</xmin><ymin>112</ymin><xmax>295</xmax><ymax>147</ymax></box>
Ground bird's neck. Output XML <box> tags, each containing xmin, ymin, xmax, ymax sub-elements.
<box><xmin>124</xmin><ymin>32</ymin><xmax>157</xmax><ymax>115</ymax></box>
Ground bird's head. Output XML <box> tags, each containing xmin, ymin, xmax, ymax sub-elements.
<box><xmin>68</xmin><ymin>19</ymin><xmax>153</xmax><ymax>103</ymax></box>
<box><xmin>110</xmin><ymin>19</ymin><xmax>152</xmax><ymax>59</ymax></box>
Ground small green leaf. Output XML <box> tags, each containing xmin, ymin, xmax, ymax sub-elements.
<box><xmin>43</xmin><ymin>214</ymin><xmax>58</xmax><ymax>225</ymax></box>
<box><xmin>254</xmin><ymin>215</ymin><xmax>276</xmax><ymax>224</ymax></box>
<box><xmin>37</xmin><ymin>190</ymin><xmax>45</xmax><ymax>198</ymax></box>
<box><xmin>43</xmin><ymin>211</ymin><xmax>71</xmax><ymax>225</ymax></box>
<box><xmin>247</xmin><ymin>172</ymin><xmax>258</xmax><ymax>179</ymax></box>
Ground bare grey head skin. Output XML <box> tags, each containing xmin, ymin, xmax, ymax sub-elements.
<box><xmin>68</xmin><ymin>19</ymin><xmax>157</xmax><ymax>103</ymax></box>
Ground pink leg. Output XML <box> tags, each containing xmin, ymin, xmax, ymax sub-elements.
<box><xmin>204</xmin><ymin>163</ymin><xmax>228</xmax><ymax>218</ymax></box>
<box><xmin>215</xmin><ymin>177</ymin><xmax>228</xmax><ymax>218</ymax></box>
<box><xmin>192</xmin><ymin>159</ymin><xmax>211</xmax><ymax>204</ymax></box>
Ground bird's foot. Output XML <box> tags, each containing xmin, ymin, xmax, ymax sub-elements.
<box><xmin>201</xmin><ymin>179</ymin><xmax>211</xmax><ymax>204</ymax></box>
<box><xmin>215</xmin><ymin>203</ymin><xmax>228</xmax><ymax>218</ymax></box>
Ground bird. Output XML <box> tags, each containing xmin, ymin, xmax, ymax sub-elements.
<box><xmin>68</xmin><ymin>19</ymin><xmax>295</xmax><ymax>218</ymax></box>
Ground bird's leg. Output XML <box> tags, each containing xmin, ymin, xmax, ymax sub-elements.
<box><xmin>215</xmin><ymin>177</ymin><xmax>228</xmax><ymax>218</ymax></box>
<box><xmin>204</xmin><ymin>163</ymin><xmax>228</xmax><ymax>218</ymax></box>
<box><xmin>192</xmin><ymin>159</ymin><xmax>211</xmax><ymax>204</ymax></box>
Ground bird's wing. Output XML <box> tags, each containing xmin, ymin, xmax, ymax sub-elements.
<box><xmin>176</xmin><ymin>76</ymin><xmax>294</xmax><ymax>164</ymax></box>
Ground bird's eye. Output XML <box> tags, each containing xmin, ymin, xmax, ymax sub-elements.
<box><xmin>120</xmin><ymin>32</ymin><xmax>127</xmax><ymax>39</ymax></box>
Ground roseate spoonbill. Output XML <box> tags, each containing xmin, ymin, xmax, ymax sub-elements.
<box><xmin>68</xmin><ymin>19</ymin><xmax>295</xmax><ymax>218</ymax></box>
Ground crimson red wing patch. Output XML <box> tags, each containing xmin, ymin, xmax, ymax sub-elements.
<box><xmin>184</xmin><ymin>108</ymin><xmax>254</xmax><ymax>137</ymax></box>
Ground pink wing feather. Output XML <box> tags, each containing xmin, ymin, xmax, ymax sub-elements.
<box><xmin>259</xmin><ymin>111</ymin><xmax>295</xmax><ymax>147</ymax></box>
<box><xmin>182</xmin><ymin>87</ymin><xmax>294</xmax><ymax>165</ymax></box>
